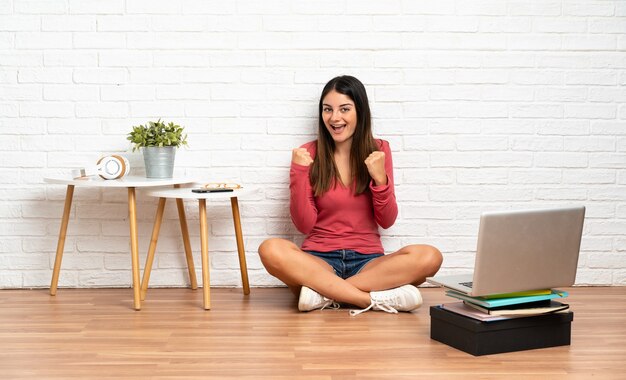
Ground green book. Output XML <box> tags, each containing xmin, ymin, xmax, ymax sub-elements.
<box><xmin>481</xmin><ymin>289</ymin><xmax>552</xmax><ymax>299</ymax></box>
<box><xmin>445</xmin><ymin>289</ymin><xmax>568</xmax><ymax>308</ymax></box>
<box><xmin>463</xmin><ymin>300</ymin><xmax>570</xmax><ymax>316</ymax></box>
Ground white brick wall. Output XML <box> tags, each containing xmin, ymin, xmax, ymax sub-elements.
<box><xmin>1</xmin><ymin>0</ymin><xmax>625</xmax><ymax>288</ymax></box>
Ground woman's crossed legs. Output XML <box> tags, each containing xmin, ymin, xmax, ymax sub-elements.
<box><xmin>257</xmin><ymin>238</ymin><xmax>443</xmax><ymax>309</ymax></box>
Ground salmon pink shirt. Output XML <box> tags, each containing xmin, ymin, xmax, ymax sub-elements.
<box><xmin>289</xmin><ymin>139</ymin><xmax>398</xmax><ymax>254</ymax></box>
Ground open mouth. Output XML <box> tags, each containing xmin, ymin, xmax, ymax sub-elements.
<box><xmin>330</xmin><ymin>124</ymin><xmax>346</xmax><ymax>134</ymax></box>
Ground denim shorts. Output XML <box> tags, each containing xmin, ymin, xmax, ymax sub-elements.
<box><xmin>305</xmin><ymin>249</ymin><xmax>384</xmax><ymax>280</ymax></box>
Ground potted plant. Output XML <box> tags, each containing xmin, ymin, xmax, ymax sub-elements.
<box><xmin>127</xmin><ymin>119</ymin><xmax>188</xmax><ymax>178</ymax></box>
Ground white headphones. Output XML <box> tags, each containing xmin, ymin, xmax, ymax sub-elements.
<box><xmin>72</xmin><ymin>155</ymin><xmax>130</xmax><ymax>180</ymax></box>
<box><xmin>97</xmin><ymin>155</ymin><xmax>130</xmax><ymax>179</ymax></box>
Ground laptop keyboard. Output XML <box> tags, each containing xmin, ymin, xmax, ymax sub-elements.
<box><xmin>459</xmin><ymin>281</ymin><xmax>473</xmax><ymax>288</ymax></box>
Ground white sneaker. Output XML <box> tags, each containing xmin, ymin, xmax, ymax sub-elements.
<box><xmin>298</xmin><ymin>286</ymin><xmax>340</xmax><ymax>312</ymax></box>
<box><xmin>350</xmin><ymin>285</ymin><xmax>423</xmax><ymax>316</ymax></box>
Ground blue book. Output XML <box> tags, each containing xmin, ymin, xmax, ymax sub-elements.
<box><xmin>445</xmin><ymin>289</ymin><xmax>569</xmax><ymax>308</ymax></box>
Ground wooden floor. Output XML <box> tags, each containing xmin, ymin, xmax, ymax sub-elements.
<box><xmin>0</xmin><ymin>287</ymin><xmax>624</xmax><ymax>379</ymax></box>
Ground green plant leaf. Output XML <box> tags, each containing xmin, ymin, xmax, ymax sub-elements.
<box><xmin>127</xmin><ymin>119</ymin><xmax>188</xmax><ymax>152</ymax></box>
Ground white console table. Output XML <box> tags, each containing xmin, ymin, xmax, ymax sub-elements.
<box><xmin>142</xmin><ymin>186</ymin><xmax>256</xmax><ymax>310</ymax></box>
<box><xmin>44</xmin><ymin>175</ymin><xmax>195</xmax><ymax>310</ymax></box>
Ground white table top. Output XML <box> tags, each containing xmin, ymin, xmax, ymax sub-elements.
<box><xmin>44</xmin><ymin>175</ymin><xmax>195</xmax><ymax>188</ymax></box>
<box><xmin>146</xmin><ymin>186</ymin><xmax>257</xmax><ymax>200</ymax></box>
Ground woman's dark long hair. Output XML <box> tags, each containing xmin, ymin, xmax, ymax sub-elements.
<box><xmin>310</xmin><ymin>75</ymin><xmax>378</xmax><ymax>196</ymax></box>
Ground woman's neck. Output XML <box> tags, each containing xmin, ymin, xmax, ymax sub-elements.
<box><xmin>333</xmin><ymin>140</ymin><xmax>352</xmax><ymax>187</ymax></box>
<box><xmin>334</xmin><ymin>139</ymin><xmax>351</xmax><ymax>158</ymax></box>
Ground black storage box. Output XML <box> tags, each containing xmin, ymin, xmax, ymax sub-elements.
<box><xmin>430</xmin><ymin>306</ymin><xmax>573</xmax><ymax>356</ymax></box>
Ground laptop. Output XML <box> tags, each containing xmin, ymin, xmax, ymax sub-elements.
<box><xmin>426</xmin><ymin>206</ymin><xmax>585</xmax><ymax>297</ymax></box>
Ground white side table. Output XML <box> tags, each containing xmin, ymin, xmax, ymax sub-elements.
<box><xmin>44</xmin><ymin>175</ymin><xmax>196</xmax><ymax>310</ymax></box>
<box><xmin>142</xmin><ymin>186</ymin><xmax>255</xmax><ymax>310</ymax></box>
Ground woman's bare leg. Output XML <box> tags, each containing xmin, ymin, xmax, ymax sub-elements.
<box><xmin>258</xmin><ymin>238</ymin><xmax>371</xmax><ymax>307</ymax></box>
<box><xmin>347</xmin><ymin>244</ymin><xmax>443</xmax><ymax>292</ymax></box>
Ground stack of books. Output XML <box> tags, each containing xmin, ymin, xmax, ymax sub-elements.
<box><xmin>440</xmin><ymin>289</ymin><xmax>570</xmax><ymax>322</ymax></box>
